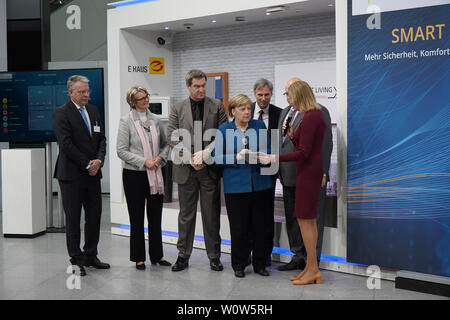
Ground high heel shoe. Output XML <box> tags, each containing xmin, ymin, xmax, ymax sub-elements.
<box><xmin>293</xmin><ymin>272</ymin><xmax>322</xmax><ymax>285</ymax></box>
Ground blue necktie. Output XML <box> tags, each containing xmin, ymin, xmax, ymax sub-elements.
<box><xmin>79</xmin><ymin>107</ymin><xmax>91</xmax><ymax>135</ymax></box>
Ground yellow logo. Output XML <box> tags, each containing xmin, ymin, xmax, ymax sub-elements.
<box><xmin>149</xmin><ymin>57</ymin><xmax>165</xmax><ymax>74</ymax></box>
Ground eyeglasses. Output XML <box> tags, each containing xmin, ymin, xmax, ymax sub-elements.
<box><xmin>135</xmin><ymin>94</ymin><xmax>149</xmax><ymax>102</ymax></box>
<box><xmin>76</xmin><ymin>90</ymin><xmax>90</xmax><ymax>95</ymax></box>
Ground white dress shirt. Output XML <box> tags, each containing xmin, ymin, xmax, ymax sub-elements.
<box><xmin>253</xmin><ymin>103</ymin><xmax>269</xmax><ymax>128</ymax></box>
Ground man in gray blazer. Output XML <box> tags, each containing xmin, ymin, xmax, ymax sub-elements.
<box><xmin>277</xmin><ymin>77</ymin><xmax>333</xmax><ymax>271</ymax></box>
<box><xmin>167</xmin><ymin>69</ymin><xmax>228</xmax><ymax>272</ymax></box>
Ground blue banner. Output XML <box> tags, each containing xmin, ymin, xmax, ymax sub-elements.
<box><xmin>347</xmin><ymin>2</ymin><xmax>450</xmax><ymax>277</ymax></box>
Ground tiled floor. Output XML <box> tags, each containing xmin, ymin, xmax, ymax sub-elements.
<box><xmin>0</xmin><ymin>196</ymin><xmax>447</xmax><ymax>300</ymax></box>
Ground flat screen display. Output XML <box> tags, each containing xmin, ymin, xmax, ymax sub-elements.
<box><xmin>0</xmin><ymin>68</ymin><xmax>104</xmax><ymax>142</ymax></box>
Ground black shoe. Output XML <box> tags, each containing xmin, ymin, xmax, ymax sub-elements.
<box><xmin>277</xmin><ymin>259</ymin><xmax>306</xmax><ymax>271</ymax></box>
<box><xmin>210</xmin><ymin>258</ymin><xmax>224</xmax><ymax>271</ymax></box>
<box><xmin>254</xmin><ymin>268</ymin><xmax>270</xmax><ymax>276</ymax></box>
<box><xmin>136</xmin><ymin>262</ymin><xmax>146</xmax><ymax>270</ymax></box>
<box><xmin>70</xmin><ymin>258</ymin><xmax>86</xmax><ymax>276</ymax></box>
<box><xmin>171</xmin><ymin>256</ymin><xmax>188</xmax><ymax>272</ymax></box>
<box><xmin>234</xmin><ymin>270</ymin><xmax>245</xmax><ymax>278</ymax></box>
<box><xmin>85</xmin><ymin>257</ymin><xmax>110</xmax><ymax>269</ymax></box>
<box><xmin>152</xmin><ymin>259</ymin><xmax>172</xmax><ymax>267</ymax></box>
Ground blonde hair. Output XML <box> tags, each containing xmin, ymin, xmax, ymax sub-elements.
<box><xmin>288</xmin><ymin>80</ymin><xmax>320</xmax><ymax>113</ymax></box>
<box><xmin>126</xmin><ymin>86</ymin><xmax>149</xmax><ymax>109</ymax></box>
<box><xmin>228</xmin><ymin>94</ymin><xmax>252</xmax><ymax>117</ymax></box>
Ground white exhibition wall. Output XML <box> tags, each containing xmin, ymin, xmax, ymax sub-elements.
<box><xmin>274</xmin><ymin>61</ymin><xmax>337</xmax><ymax>123</ymax></box>
<box><xmin>171</xmin><ymin>14</ymin><xmax>335</xmax><ymax>105</ymax></box>
<box><xmin>109</xmin><ymin>29</ymin><xmax>173</xmax><ymax>206</ymax></box>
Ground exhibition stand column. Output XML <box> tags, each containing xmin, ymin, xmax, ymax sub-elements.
<box><xmin>45</xmin><ymin>142</ymin><xmax>53</xmax><ymax>228</ymax></box>
<box><xmin>1</xmin><ymin>149</ymin><xmax>46</xmax><ymax>238</ymax></box>
<box><xmin>47</xmin><ymin>143</ymin><xmax>65</xmax><ymax>232</ymax></box>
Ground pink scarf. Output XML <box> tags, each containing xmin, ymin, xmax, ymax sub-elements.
<box><xmin>130</xmin><ymin>111</ymin><xmax>164</xmax><ymax>195</ymax></box>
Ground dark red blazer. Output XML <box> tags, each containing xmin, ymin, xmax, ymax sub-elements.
<box><xmin>279</xmin><ymin>109</ymin><xmax>325</xmax><ymax>219</ymax></box>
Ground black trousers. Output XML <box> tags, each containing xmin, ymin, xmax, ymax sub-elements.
<box><xmin>58</xmin><ymin>175</ymin><xmax>102</xmax><ymax>260</ymax></box>
<box><xmin>225</xmin><ymin>189</ymin><xmax>274</xmax><ymax>271</ymax></box>
<box><xmin>122</xmin><ymin>169</ymin><xmax>164</xmax><ymax>263</ymax></box>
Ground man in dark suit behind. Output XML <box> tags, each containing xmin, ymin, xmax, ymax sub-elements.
<box><xmin>53</xmin><ymin>75</ymin><xmax>109</xmax><ymax>276</ymax></box>
<box><xmin>251</xmin><ymin>78</ymin><xmax>281</xmax><ymax>138</ymax></box>
<box><xmin>251</xmin><ymin>79</ymin><xmax>281</xmax><ymax>265</ymax></box>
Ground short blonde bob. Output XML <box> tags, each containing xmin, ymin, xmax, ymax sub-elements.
<box><xmin>228</xmin><ymin>94</ymin><xmax>252</xmax><ymax>117</ymax></box>
<box><xmin>288</xmin><ymin>80</ymin><xmax>320</xmax><ymax>113</ymax></box>
<box><xmin>126</xmin><ymin>86</ymin><xmax>149</xmax><ymax>109</ymax></box>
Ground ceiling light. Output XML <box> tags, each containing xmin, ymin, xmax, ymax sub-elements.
<box><xmin>266</xmin><ymin>5</ymin><xmax>286</xmax><ymax>14</ymax></box>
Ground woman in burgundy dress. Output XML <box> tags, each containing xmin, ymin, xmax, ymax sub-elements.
<box><xmin>262</xmin><ymin>80</ymin><xmax>325</xmax><ymax>285</ymax></box>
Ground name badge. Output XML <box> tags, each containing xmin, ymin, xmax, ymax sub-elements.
<box><xmin>93</xmin><ymin>125</ymin><xmax>101</xmax><ymax>133</ymax></box>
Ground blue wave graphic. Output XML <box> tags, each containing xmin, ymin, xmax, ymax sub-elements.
<box><xmin>347</xmin><ymin>3</ymin><xmax>450</xmax><ymax>277</ymax></box>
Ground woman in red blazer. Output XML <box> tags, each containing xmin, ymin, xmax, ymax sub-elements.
<box><xmin>261</xmin><ymin>80</ymin><xmax>326</xmax><ymax>285</ymax></box>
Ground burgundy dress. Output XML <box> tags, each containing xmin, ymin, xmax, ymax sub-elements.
<box><xmin>279</xmin><ymin>109</ymin><xmax>326</xmax><ymax>219</ymax></box>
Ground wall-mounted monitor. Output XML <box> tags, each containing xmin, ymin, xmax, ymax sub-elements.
<box><xmin>0</xmin><ymin>68</ymin><xmax>104</xmax><ymax>142</ymax></box>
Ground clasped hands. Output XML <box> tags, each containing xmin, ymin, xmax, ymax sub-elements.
<box><xmin>189</xmin><ymin>149</ymin><xmax>210</xmax><ymax>171</ymax></box>
<box><xmin>88</xmin><ymin>159</ymin><xmax>101</xmax><ymax>176</ymax></box>
<box><xmin>145</xmin><ymin>156</ymin><xmax>163</xmax><ymax>170</ymax></box>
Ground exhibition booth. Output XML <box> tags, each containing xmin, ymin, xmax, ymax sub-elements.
<box><xmin>106</xmin><ymin>0</ymin><xmax>450</xmax><ymax>293</ymax></box>
<box><xmin>106</xmin><ymin>0</ymin><xmax>356</xmax><ymax>277</ymax></box>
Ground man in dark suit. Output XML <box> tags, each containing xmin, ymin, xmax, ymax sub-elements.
<box><xmin>53</xmin><ymin>75</ymin><xmax>109</xmax><ymax>276</ymax></box>
<box><xmin>277</xmin><ymin>77</ymin><xmax>333</xmax><ymax>271</ymax></box>
<box><xmin>167</xmin><ymin>69</ymin><xmax>228</xmax><ymax>272</ymax></box>
<box><xmin>250</xmin><ymin>79</ymin><xmax>281</xmax><ymax>266</ymax></box>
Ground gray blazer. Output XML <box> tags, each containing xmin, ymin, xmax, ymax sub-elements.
<box><xmin>166</xmin><ymin>96</ymin><xmax>227</xmax><ymax>184</ymax></box>
<box><xmin>116</xmin><ymin>109</ymin><xmax>169</xmax><ymax>171</ymax></box>
<box><xmin>278</xmin><ymin>104</ymin><xmax>333</xmax><ymax>187</ymax></box>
